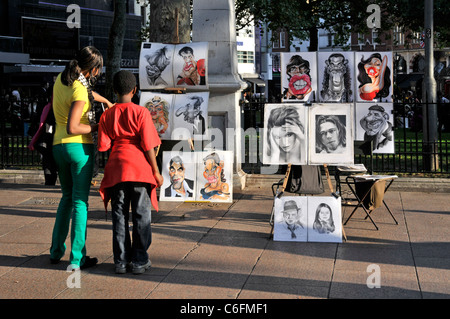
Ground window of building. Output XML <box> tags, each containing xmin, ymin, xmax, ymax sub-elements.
<box><xmin>238</xmin><ymin>51</ymin><xmax>254</xmax><ymax>64</ymax></box>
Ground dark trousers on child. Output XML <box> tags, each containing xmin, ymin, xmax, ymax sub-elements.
<box><xmin>110</xmin><ymin>182</ymin><xmax>152</xmax><ymax>266</ymax></box>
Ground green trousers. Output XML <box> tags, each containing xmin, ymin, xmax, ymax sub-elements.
<box><xmin>50</xmin><ymin>143</ymin><xmax>94</xmax><ymax>267</ymax></box>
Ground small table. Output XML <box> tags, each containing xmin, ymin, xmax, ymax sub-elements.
<box><xmin>342</xmin><ymin>174</ymin><xmax>398</xmax><ymax>230</ymax></box>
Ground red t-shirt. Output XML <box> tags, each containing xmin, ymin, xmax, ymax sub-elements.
<box><xmin>98</xmin><ymin>102</ymin><xmax>161</xmax><ymax>212</ymax></box>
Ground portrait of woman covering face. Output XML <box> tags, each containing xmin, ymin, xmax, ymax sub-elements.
<box><xmin>263</xmin><ymin>104</ymin><xmax>308</xmax><ymax>165</ymax></box>
<box><xmin>356</xmin><ymin>52</ymin><xmax>393</xmax><ymax>102</ymax></box>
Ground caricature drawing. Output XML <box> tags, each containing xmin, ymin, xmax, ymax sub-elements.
<box><xmin>174</xmin><ymin>95</ymin><xmax>206</xmax><ymax>135</ymax></box>
<box><xmin>144</xmin><ymin>46</ymin><xmax>171</xmax><ymax>87</ymax></box>
<box><xmin>359</xmin><ymin>104</ymin><xmax>394</xmax><ymax>152</ymax></box>
<box><xmin>320</xmin><ymin>53</ymin><xmax>353</xmax><ymax>102</ymax></box>
<box><xmin>177</xmin><ymin>46</ymin><xmax>201</xmax><ymax>86</ymax></box>
<box><xmin>199</xmin><ymin>152</ymin><xmax>230</xmax><ymax>201</ymax></box>
<box><xmin>144</xmin><ymin>96</ymin><xmax>169</xmax><ymax>137</ymax></box>
<box><xmin>357</xmin><ymin>53</ymin><xmax>391</xmax><ymax>101</ymax></box>
<box><xmin>282</xmin><ymin>55</ymin><xmax>313</xmax><ymax>100</ymax></box>
<box><xmin>164</xmin><ymin>155</ymin><xmax>194</xmax><ymax>198</ymax></box>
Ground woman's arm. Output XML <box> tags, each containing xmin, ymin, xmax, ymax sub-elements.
<box><xmin>67</xmin><ymin>100</ymin><xmax>98</xmax><ymax>135</ymax></box>
<box><xmin>92</xmin><ymin>91</ymin><xmax>114</xmax><ymax>109</ymax></box>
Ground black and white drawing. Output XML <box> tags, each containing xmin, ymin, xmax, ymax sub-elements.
<box><xmin>309</xmin><ymin>103</ymin><xmax>354</xmax><ymax>165</ymax></box>
<box><xmin>160</xmin><ymin>151</ymin><xmax>196</xmax><ymax>202</ymax></box>
<box><xmin>263</xmin><ymin>104</ymin><xmax>308</xmax><ymax>165</ymax></box>
<box><xmin>281</xmin><ymin>52</ymin><xmax>317</xmax><ymax>102</ymax></box>
<box><xmin>318</xmin><ymin>52</ymin><xmax>354</xmax><ymax>102</ymax></box>
<box><xmin>139</xmin><ymin>43</ymin><xmax>173</xmax><ymax>90</ymax></box>
<box><xmin>355</xmin><ymin>103</ymin><xmax>395</xmax><ymax>154</ymax></box>
<box><xmin>273</xmin><ymin>197</ymin><xmax>308</xmax><ymax>242</ymax></box>
<box><xmin>307</xmin><ymin>196</ymin><xmax>342</xmax><ymax>243</ymax></box>
<box><xmin>172</xmin><ymin>92</ymin><xmax>209</xmax><ymax>140</ymax></box>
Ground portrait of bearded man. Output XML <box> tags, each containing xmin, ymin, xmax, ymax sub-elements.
<box><xmin>319</xmin><ymin>52</ymin><xmax>353</xmax><ymax>102</ymax></box>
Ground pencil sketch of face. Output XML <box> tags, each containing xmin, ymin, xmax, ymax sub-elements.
<box><xmin>266</xmin><ymin>105</ymin><xmax>306</xmax><ymax>164</ymax></box>
<box><xmin>313</xmin><ymin>203</ymin><xmax>335</xmax><ymax>234</ymax></box>
<box><xmin>315</xmin><ymin>115</ymin><xmax>346</xmax><ymax>154</ymax></box>
<box><xmin>359</xmin><ymin>104</ymin><xmax>394</xmax><ymax>151</ymax></box>
<box><xmin>145</xmin><ymin>46</ymin><xmax>171</xmax><ymax>86</ymax></box>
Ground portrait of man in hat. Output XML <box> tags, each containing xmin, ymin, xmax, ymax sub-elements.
<box><xmin>359</xmin><ymin>104</ymin><xmax>393</xmax><ymax>152</ymax></box>
<box><xmin>273</xmin><ymin>198</ymin><xmax>307</xmax><ymax>242</ymax></box>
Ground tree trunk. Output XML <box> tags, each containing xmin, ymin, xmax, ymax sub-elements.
<box><xmin>308</xmin><ymin>26</ymin><xmax>318</xmax><ymax>51</ymax></box>
<box><xmin>149</xmin><ymin>0</ymin><xmax>191</xmax><ymax>43</ymax></box>
<box><xmin>105</xmin><ymin>0</ymin><xmax>127</xmax><ymax>102</ymax></box>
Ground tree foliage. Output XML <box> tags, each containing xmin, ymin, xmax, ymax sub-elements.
<box><xmin>235</xmin><ymin>0</ymin><xmax>450</xmax><ymax>50</ymax></box>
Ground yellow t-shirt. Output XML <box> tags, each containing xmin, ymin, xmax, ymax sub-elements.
<box><xmin>52</xmin><ymin>73</ymin><xmax>93</xmax><ymax>145</ymax></box>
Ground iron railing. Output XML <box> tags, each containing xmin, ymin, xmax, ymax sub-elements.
<box><xmin>1</xmin><ymin>95</ymin><xmax>449</xmax><ymax>176</ymax></box>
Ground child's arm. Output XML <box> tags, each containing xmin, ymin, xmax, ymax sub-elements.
<box><xmin>145</xmin><ymin>147</ymin><xmax>164</xmax><ymax>187</ymax></box>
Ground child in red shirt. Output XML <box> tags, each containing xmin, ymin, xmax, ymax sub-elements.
<box><xmin>98</xmin><ymin>70</ymin><xmax>163</xmax><ymax>274</ymax></box>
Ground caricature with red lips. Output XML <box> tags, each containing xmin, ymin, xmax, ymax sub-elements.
<box><xmin>283</xmin><ymin>55</ymin><xmax>313</xmax><ymax>100</ymax></box>
<box><xmin>357</xmin><ymin>53</ymin><xmax>391</xmax><ymax>101</ymax></box>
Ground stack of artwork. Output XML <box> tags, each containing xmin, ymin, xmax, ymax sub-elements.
<box><xmin>139</xmin><ymin>42</ymin><xmax>209</xmax><ymax>90</ymax></box>
<box><xmin>140</xmin><ymin>91</ymin><xmax>209</xmax><ymax>140</ymax></box>
<box><xmin>263</xmin><ymin>103</ymin><xmax>354</xmax><ymax>165</ymax></box>
<box><xmin>138</xmin><ymin>42</ymin><xmax>210</xmax><ymax>141</ymax></box>
<box><xmin>273</xmin><ymin>51</ymin><xmax>395</xmax><ymax>160</ymax></box>
<box><xmin>159</xmin><ymin>150</ymin><xmax>233</xmax><ymax>203</ymax></box>
<box><xmin>273</xmin><ymin>196</ymin><xmax>342</xmax><ymax>243</ymax></box>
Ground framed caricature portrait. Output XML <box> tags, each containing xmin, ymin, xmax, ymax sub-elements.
<box><xmin>195</xmin><ymin>150</ymin><xmax>233</xmax><ymax>203</ymax></box>
<box><xmin>139</xmin><ymin>92</ymin><xmax>174</xmax><ymax>140</ymax></box>
<box><xmin>172</xmin><ymin>92</ymin><xmax>209</xmax><ymax>140</ymax></box>
<box><xmin>273</xmin><ymin>196</ymin><xmax>308</xmax><ymax>242</ymax></box>
<box><xmin>355</xmin><ymin>51</ymin><xmax>393</xmax><ymax>103</ymax></box>
<box><xmin>172</xmin><ymin>42</ymin><xmax>208</xmax><ymax>90</ymax></box>
<box><xmin>139</xmin><ymin>42</ymin><xmax>174</xmax><ymax>90</ymax></box>
<box><xmin>355</xmin><ymin>102</ymin><xmax>395</xmax><ymax>154</ymax></box>
<box><xmin>263</xmin><ymin>104</ymin><xmax>308</xmax><ymax>165</ymax></box>
<box><xmin>307</xmin><ymin>196</ymin><xmax>342</xmax><ymax>243</ymax></box>
<box><xmin>318</xmin><ymin>51</ymin><xmax>354</xmax><ymax>103</ymax></box>
<box><xmin>160</xmin><ymin>151</ymin><xmax>197</xmax><ymax>202</ymax></box>
<box><xmin>281</xmin><ymin>52</ymin><xmax>317</xmax><ymax>103</ymax></box>
<box><xmin>309</xmin><ymin>103</ymin><xmax>354</xmax><ymax>165</ymax></box>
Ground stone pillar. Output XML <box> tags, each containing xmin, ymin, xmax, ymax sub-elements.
<box><xmin>192</xmin><ymin>0</ymin><xmax>248</xmax><ymax>188</ymax></box>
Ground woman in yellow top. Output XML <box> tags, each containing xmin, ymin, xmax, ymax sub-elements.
<box><xmin>50</xmin><ymin>46</ymin><xmax>113</xmax><ymax>270</ymax></box>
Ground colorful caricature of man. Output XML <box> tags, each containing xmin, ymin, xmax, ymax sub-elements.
<box><xmin>144</xmin><ymin>96</ymin><xmax>169</xmax><ymax>136</ymax></box>
<box><xmin>177</xmin><ymin>46</ymin><xmax>200</xmax><ymax>86</ymax></box>
<box><xmin>199</xmin><ymin>152</ymin><xmax>230</xmax><ymax>201</ymax></box>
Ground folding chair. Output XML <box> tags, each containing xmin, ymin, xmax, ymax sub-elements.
<box><xmin>343</xmin><ymin>175</ymin><xmax>398</xmax><ymax>230</ymax></box>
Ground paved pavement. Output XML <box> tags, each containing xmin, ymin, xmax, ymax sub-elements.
<box><xmin>0</xmin><ymin>169</ymin><xmax>449</xmax><ymax>302</ymax></box>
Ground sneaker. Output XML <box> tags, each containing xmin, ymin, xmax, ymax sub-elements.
<box><xmin>115</xmin><ymin>262</ymin><xmax>132</xmax><ymax>274</ymax></box>
<box><xmin>132</xmin><ymin>259</ymin><xmax>151</xmax><ymax>275</ymax></box>
<box><xmin>80</xmin><ymin>256</ymin><xmax>98</xmax><ymax>270</ymax></box>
